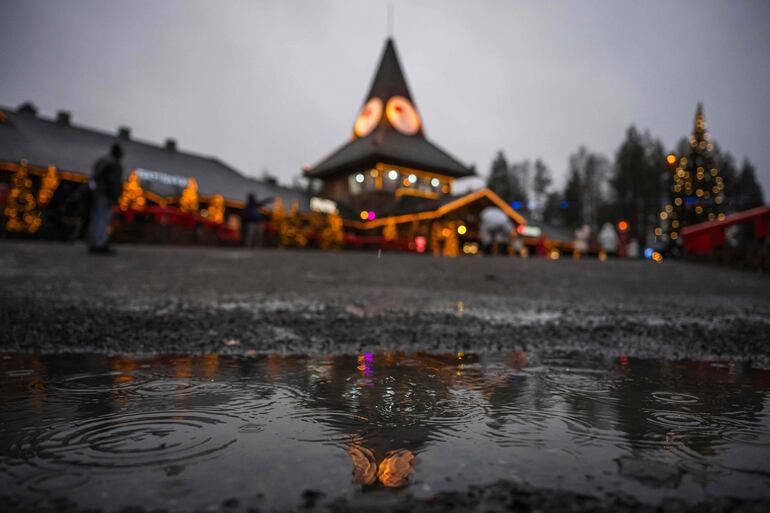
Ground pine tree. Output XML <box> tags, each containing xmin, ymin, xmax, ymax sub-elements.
<box><xmin>562</xmin><ymin>168</ymin><xmax>582</xmax><ymax>228</ymax></box>
<box><xmin>612</xmin><ymin>129</ymin><xmax>664</xmax><ymax>241</ymax></box>
<box><xmin>733</xmin><ymin>159</ymin><xmax>764</xmax><ymax>212</ymax></box>
<box><xmin>659</xmin><ymin>103</ymin><xmax>725</xmax><ymax>243</ymax></box>
<box><xmin>487</xmin><ymin>151</ymin><xmax>511</xmax><ymax>201</ymax></box>
<box><xmin>508</xmin><ymin>160</ymin><xmax>530</xmax><ymax>209</ymax></box>
<box><xmin>4</xmin><ymin>161</ymin><xmax>41</xmax><ymax>234</ymax></box>
<box><xmin>532</xmin><ymin>159</ymin><xmax>552</xmax><ymax>218</ymax></box>
<box><xmin>119</xmin><ymin>170</ymin><xmax>146</xmax><ymax>211</ymax></box>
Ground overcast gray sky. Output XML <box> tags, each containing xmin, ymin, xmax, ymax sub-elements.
<box><xmin>1</xmin><ymin>0</ymin><xmax>768</xmax><ymax>195</ymax></box>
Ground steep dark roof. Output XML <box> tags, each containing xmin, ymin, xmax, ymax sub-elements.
<box><xmin>0</xmin><ymin>105</ymin><xmax>310</xmax><ymax>209</ymax></box>
<box><xmin>306</xmin><ymin>39</ymin><xmax>474</xmax><ymax>179</ymax></box>
<box><xmin>366</xmin><ymin>39</ymin><xmax>415</xmax><ymax>105</ymax></box>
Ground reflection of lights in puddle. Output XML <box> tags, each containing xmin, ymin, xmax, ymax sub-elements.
<box><xmin>357</xmin><ymin>353</ymin><xmax>373</xmax><ymax>375</ymax></box>
<box><xmin>348</xmin><ymin>445</ymin><xmax>415</xmax><ymax>488</ymax></box>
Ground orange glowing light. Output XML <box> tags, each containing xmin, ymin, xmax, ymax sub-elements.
<box><xmin>617</xmin><ymin>220</ymin><xmax>629</xmax><ymax>232</ymax></box>
<box><xmin>377</xmin><ymin>449</ymin><xmax>415</xmax><ymax>488</ymax></box>
<box><xmin>666</xmin><ymin>154</ymin><xmax>677</xmax><ymax>165</ymax></box>
<box><xmin>385</xmin><ymin>96</ymin><xmax>420</xmax><ymax>135</ymax></box>
<box><xmin>354</xmin><ymin>98</ymin><xmax>383</xmax><ymax>138</ymax></box>
<box><xmin>360</xmin><ymin>210</ymin><xmax>369</xmax><ymax>220</ymax></box>
<box><xmin>347</xmin><ymin>445</ymin><xmax>377</xmax><ymax>485</ymax></box>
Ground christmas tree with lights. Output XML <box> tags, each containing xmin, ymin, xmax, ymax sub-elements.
<box><xmin>278</xmin><ymin>200</ymin><xmax>307</xmax><ymax>248</ymax></box>
<box><xmin>179</xmin><ymin>178</ymin><xmax>199</xmax><ymax>215</ymax></box>
<box><xmin>319</xmin><ymin>213</ymin><xmax>344</xmax><ymax>250</ymax></box>
<box><xmin>118</xmin><ymin>171</ymin><xmax>146</xmax><ymax>211</ymax></box>
<box><xmin>4</xmin><ymin>161</ymin><xmax>41</xmax><ymax>234</ymax></box>
<box><xmin>658</xmin><ymin>103</ymin><xmax>725</xmax><ymax>244</ymax></box>
<box><xmin>207</xmin><ymin>194</ymin><xmax>225</xmax><ymax>224</ymax></box>
<box><xmin>37</xmin><ymin>165</ymin><xmax>59</xmax><ymax>207</ymax></box>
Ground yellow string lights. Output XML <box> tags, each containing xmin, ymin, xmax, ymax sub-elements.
<box><xmin>208</xmin><ymin>194</ymin><xmax>225</xmax><ymax>224</ymax></box>
<box><xmin>179</xmin><ymin>178</ymin><xmax>199</xmax><ymax>214</ymax></box>
<box><xmin>4</xmin><ymin>161</ymin><xmax>42</xmax><ymax>233</ymax></box>
<box><xmin>118</xmin><ymin>170</ymin><xmax>146</xmax><ymax>211</ymax></box>
<box><xmin>37</xmin><ymin>165</ymin><xmax>59</xmax><ymax>206</ymax></box>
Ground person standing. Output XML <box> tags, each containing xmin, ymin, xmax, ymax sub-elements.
<box><xmin>88</xmin><ymin>143</ymin><xmax>124</xmax><ymax>254</ymax></box>
<box><xmin>242</xmin><ymin>193</ymin><xmax>273</xmax><ymax>247</ymax></box>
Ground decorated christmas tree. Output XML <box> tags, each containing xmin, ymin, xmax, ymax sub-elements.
<box><xmin>207</xmin><ymin>194</ymin><xmax>225</xmax><ymax>224</ymax></box>
<box><xmin>119</xmin><ymin>170</ymin><xmax>146</xmax><ymax>211</ymax></box>
<box><xmin>658</xmin><ymin>103</ymin><xmax>725</xmax><ymax>244</ymax></box>
<box><xmin>279</xmin><ymin>200</ymin><xmax>307</xmax><ymax>248</ymax></box>
<box><xmin>4</xmin><ymin>161</ymin><xmax>41</xmax><ymax>234</ymax></box>
<box><xmin>319</xmin><ymin>213</ymin><xmax>344</xmax><ymax>250</ymax></box>
<box><xmin>37</xmin><ymin>165</ymin><xmax>59</xmax><ymax>207</ymax></box>
<box><xmin>179</xmin><ymin>178</ymin><xmax>199</xmax><ymax>214</ymax></box>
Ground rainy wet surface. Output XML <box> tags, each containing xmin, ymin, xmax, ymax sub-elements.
<box><xmin>1</xmin><ymin>352</ymin><xmax>770</xmax><ymax>511</ymax></box>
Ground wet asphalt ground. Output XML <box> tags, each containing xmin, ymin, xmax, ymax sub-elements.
<box><xmin>2</xmin><ymin>241</ymin><xmax>769</xmax><ymax>365</ymax></box>
<box><xmin>2</xmin><ymin>240</ymin><xmax>770</xmax><ymax>513</ymax></box>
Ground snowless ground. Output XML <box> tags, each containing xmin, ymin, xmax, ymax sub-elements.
<box><xmin>2</xmin><ymin>241</ymin><xmax>770</xmax><ymax>513</ymax></box>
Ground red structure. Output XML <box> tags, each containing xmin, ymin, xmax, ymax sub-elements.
<box><xmin>681</xmin><ymin>205</ymin><xmax>769</xmax><ymax>269</ymax></box>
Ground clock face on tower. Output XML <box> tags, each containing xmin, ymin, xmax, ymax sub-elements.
<box><xmin>354</xmin><ymin>98</ymin><xmax>384</xmax><ymax>138</ymax></box>
<box><xmin>385</xmin><ymin>96</ymin><xmax>421</xmax><ymax>135</ymax></box>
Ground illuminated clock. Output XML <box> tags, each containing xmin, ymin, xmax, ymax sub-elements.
<box><xmin>354</xmin><ymin>98</ymin><xmax>383</xmax><ymax>137</ymax></box>
<box><xmin>385</xmin><ymin>96</ymin><xmax>421</xmax><ymax>135</ymax></box>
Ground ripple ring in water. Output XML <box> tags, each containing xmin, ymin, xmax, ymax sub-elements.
<box><xmin>46</xmin><ymin>371</ymin><xmax>149</xmax><ymax>396</ymax></box>
<box><xmin>134</xmin><ymin>379</ymin><xmax>231</xmax><ymax>398</ymax></box>
<box><xmin>26</xmin><ymin>471</ymin><xmax>91</xmax><ymax>493</ymax></box>
<box><xmin>650</xmin><ymin>391</ymin><xmax>700</xmax><ymax>404</ymax></box>
<box><xmin>647</xmin><ymin>411</ymin><xmax>706</xmax><ymax>430</ymax></box>
<box><xmin>26</xmin><ymin>411</ymin><xmax>238</xmax><ymax>469</ymax></box>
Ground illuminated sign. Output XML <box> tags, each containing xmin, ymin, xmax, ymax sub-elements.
<box><xmin>310</xmin><ymin>196</ymin><xmax>338</xmax><ymax>214</ymax></box>
<box><xmin>516</xmin><ymin>225</ymin><xmax>542</xmax><ymax>237</ymax></box>
<box><xmin>135</xmin><ymin>168</ymin><xmax>189</xmax><ymax>188</ymax></box>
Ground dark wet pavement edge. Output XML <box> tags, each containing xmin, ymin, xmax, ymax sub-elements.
<box><xmin>3</xmin><ymin>295</ymin><xmax>769</xmax><ymax>368</ymax></box>
<box><xmin>3</xmin><ymin>480</ymin><xmax>770</xmax><ymax>513</ymax></box>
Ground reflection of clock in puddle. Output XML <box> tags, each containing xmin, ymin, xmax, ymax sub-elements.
<box><xmin>354</xmin><ymin>98</ymin><xmax>383</xmax><ymax>137</ymax></box>
<box><xmin>386</xmin><ymin>96</ymin><xmax>421</xmax><ymax>135</ymax></box>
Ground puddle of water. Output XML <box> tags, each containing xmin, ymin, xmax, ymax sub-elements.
<box><xmin>1</xmin><ymin>352</ymin><xmax>769</xmax><ymax>511</ymax></box>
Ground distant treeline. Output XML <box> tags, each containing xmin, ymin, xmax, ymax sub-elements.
<box><xmin>487</xmin><ymin>125</ymin><xmax>764</xmax><ymax>242</ymax></box>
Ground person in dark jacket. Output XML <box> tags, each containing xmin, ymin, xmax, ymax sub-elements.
<box><xmin>88</xmin><ymin>143</ymin><xmax>124</xmax><ymax>253</ymax></box>
<box><xmin>243</xmin><ymin>193</ymin><xmax>273</xmax><ymax>247</ymax></box>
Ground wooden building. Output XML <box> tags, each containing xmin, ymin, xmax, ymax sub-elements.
<box><xmin>305</xmin><ymin>39</ymin><xmax>525</xmax><ymax>255</ymax></box>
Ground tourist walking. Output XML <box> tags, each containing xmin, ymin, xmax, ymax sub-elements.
<box><xmin>88</xmin><ymin>143</ymin><xmax>124</xmax><ymax>254</ymax></box>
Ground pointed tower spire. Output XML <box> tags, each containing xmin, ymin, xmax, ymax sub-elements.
<box><xmin>364</xmin><ymin>39</ymin><xmax>415</xmax><ymax>105</ymax></box>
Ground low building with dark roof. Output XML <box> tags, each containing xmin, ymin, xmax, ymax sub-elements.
<box><xmin>0</xmin><ymin>102</ymin><xmax>312</xmax><ymax>243</ymax></box>
<box><xmin>0</xmin><ymin>102</ymin><xmax>308</xmax><ymax>208</ymax></box>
